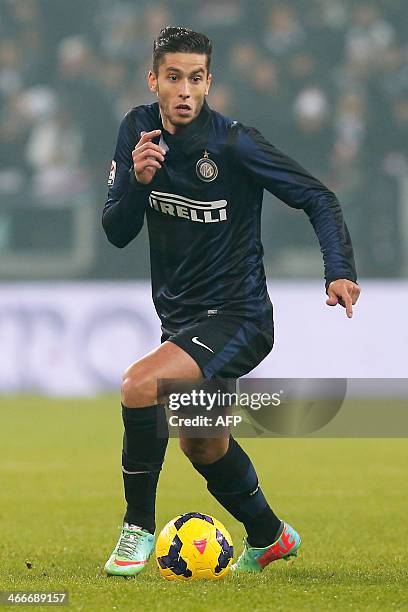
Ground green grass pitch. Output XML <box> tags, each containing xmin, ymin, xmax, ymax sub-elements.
<box><xmin>0</xmin><ymin>397</ymin><xmax>407</xmax><ymax>611</ymax></box>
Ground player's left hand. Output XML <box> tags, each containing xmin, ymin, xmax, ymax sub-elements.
<box><xmin>326</xmin><ymin>279</ymin><xmax>360</xmax><ymax>319</ymax></box>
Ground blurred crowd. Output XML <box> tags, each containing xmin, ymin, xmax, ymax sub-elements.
<box><xmin>1</xmin><ymin>0</ymin><xmax>407</xmax><ymax>277</ymax></box>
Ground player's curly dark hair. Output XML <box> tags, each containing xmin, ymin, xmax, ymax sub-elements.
<box><xmin>153</xmin><ymin>26</ymin><xmax>212</xmax><ymax>75</ymax></box>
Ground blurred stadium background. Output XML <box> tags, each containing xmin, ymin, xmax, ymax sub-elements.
<box><xmin>1</xmin><ymin>0</ymin><xmax>407</xmax><ymax>394</ymax></box>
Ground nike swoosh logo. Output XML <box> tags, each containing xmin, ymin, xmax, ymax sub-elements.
<box><xmin>191</xmin><ymin>336</ymin><xmax>214</xmax><ymax>353</ymax></box>
<box><xmin>114</xmin><ymin>559</ymin><xmax>147</xmax><ymax>566</ymax></box>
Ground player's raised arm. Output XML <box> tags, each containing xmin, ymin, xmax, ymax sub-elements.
<box><xmin>132</xmin><ymin>130</ymin><xmax>165</xmax><ymax>184</ymax></box>
<box><xmin>231</xmin><ymin>123</ymin><xmax>360</xmax><ymax>316</ymax></box>
<box><xmin>102</xmin><ymin>117</ymin><xmax>162</xmax><ymax>248</ymax></box>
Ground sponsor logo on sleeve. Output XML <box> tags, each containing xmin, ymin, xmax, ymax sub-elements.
<box><xmin>107</xmin><ymin>160</ymin><xmax>117</xmax><ymax>186</ymax></box>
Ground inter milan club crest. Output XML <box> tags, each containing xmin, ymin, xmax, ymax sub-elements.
<box><xmin>196</xmin><ymin>150</ymin><xmax>218</xmax><ymax>182</ymax></box>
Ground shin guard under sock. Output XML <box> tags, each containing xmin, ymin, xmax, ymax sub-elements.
<box><xmin>192</xmin><ymin>436</ymin><xmax>281</xmax><ymax>547</ymax></box>
<box><xmin>121</xmin><ymin>404</ymin><xmax>168</xmax><ymax>533</ymax></box>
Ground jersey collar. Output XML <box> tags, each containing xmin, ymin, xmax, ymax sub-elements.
<box><xmin>157</xmin><ymin>99</ymin><xmax>212</xmax><ymax>154</ymax></box>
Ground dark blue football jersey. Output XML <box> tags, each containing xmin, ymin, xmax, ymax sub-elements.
<box><xmin>102</xmin><ymin>100</ymin><xmax>357</xmax><ymax>331</ymax></box>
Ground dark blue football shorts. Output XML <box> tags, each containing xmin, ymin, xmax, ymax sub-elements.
<box><xmin>161</xmin><ymin>315</ymin><xmax>274</xmax><ymax>379</ymax></box>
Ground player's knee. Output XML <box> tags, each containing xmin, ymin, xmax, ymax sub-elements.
<box><xmin>121</xmin><ymin>371</ymin><xmax>157</xmax><ymax>408</ymax></box>
<box><xmin>180</xmin><ymin>438</ymin><xmax>227</xmax><ymax>464</ymax></box>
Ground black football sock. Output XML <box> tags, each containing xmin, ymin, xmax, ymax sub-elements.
<box><xmin>121</xmin><ymin>404</ymin><xmax>168</xmax><ymax>534</ymax></box>
<box><xmin>192</xmin><ymin>436</ymin><xmax>282</xmax><ymax>548</ymax></box>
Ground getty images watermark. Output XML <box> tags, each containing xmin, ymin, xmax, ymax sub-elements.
<box><xmin>167</xmin><ymin>388</ymin><xmax>283</xmax><ymax>410</ymax></box>
<box><xmin>157</xmin><ymin>378</ymin><xmax>408</xmax><ymax>438</ymax></box>
<box><xmin>167</xmin><ymin>386</ymin><xmax>282</xmax><ymax>429</ymax></box>
<box><xmin>157</xmin><ymin>377</ymin><xmax>347</xmax><ymax>438</ymax></box>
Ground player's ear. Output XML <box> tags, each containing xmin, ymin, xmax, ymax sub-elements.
<box><xmin>205</xmin><ymin>73</ymin><xmax>212</xmax><ymax>96</ymax></box>
<box><xmin>148</xmin><ymin>70</ymin><xmax>158</xmax><ymax>95</ymax></box>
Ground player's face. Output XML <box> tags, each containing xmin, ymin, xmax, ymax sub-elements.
<box><xmin>148</xmin><ymin>53</ymin><xmax>212</xmax><ymax>134</ymax></box>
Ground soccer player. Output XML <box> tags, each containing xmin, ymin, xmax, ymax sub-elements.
<box><xmin>102</xmin><ymin>27</ymin><xmax>360</xmax><ymax>576</ymax></box>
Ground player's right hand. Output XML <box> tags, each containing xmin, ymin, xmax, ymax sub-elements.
<box><xmin>132</xmin><ymin>130</ymin><xmax>165</xmax><ymax>185</ymax></box>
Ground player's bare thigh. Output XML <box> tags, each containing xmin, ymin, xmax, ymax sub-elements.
<box><xmin>121</xmin><ymin>340</ymin><xmax>229</xmax><ymax>462</ymax></box>
<box><xmin>121</xmin><ymin>340</ymin><xmax>202</xmax><ymax>407</ymax></box>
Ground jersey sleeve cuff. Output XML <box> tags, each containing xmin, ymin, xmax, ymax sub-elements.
<box><xmin>128</xmin><ymin>167</ymin><xmax>152</xmax><ymax>191</ymax></box>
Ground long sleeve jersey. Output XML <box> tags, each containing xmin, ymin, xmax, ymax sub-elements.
<box><xmin>102</xmin><ymin>99</ymin><xmax>357</xmax><ymax>332</ymax></box>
